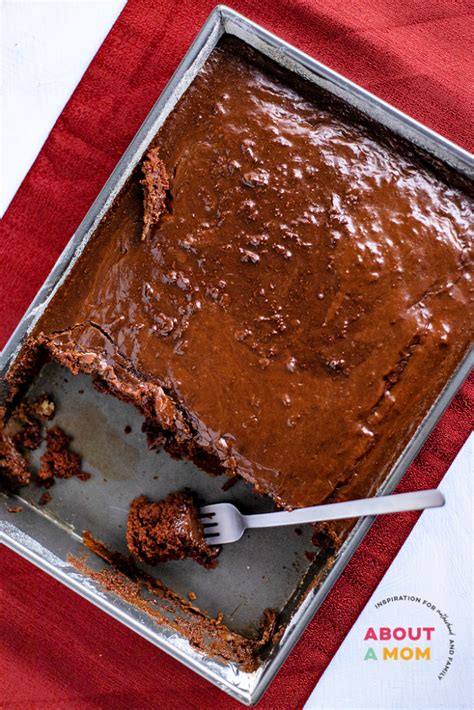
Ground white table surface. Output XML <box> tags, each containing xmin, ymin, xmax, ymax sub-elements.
<box><xmin>1</xmin><ymin>0</ymin><xmax>126</xmax><ymax>217</ymax></box>
<box><xmin>1</xmin><ymin>5</ymin><xmax>472</xmax><ymax>708</ymax></box>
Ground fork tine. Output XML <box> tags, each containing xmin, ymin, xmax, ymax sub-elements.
<box><xmin>200</xmin><ymin>502</ymin><xmax>246</xmax><ymax>545</ymax></box>
<box><xmin>199</xmin><ymin>504</ymin><xmax>220</xmax><ymax>514</ymax></box>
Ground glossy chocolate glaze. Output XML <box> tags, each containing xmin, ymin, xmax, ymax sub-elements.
<box><xmin>34</xmin><ymin>38</ymin><xmax>473</xmax><ymax>533</ymax></box>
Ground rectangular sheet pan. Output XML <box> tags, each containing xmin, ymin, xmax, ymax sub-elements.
<box><xmin>1</xmin><ymin>6</ymin><xmax>473</xmax><ymax>705</ymax></box>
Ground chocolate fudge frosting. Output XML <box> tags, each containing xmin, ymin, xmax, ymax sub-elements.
<box><xmin>22</xmin><ymin>38</ymin><xmax>472</xmax><ymax>539</ymax></box>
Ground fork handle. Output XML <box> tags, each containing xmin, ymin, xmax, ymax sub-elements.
<box><xmin>242</xmin><ymin>489</ymin><xmax>444</xmax><ymax>528</ymax></box>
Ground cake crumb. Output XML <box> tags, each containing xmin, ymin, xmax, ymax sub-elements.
<box><xmin>12</xmin><ymin>420</ymin><xmax>42</xmax><ymax>451</ymax></box>
<box><xmin>39</xmin><ymin>491</ymin><xmax>52</xmax><ymax>506</ymax></box>
<box><xmin>188</xmin><ymin>591</ymin><xmax>197</xmax><ymax>601</ymax></box>
<box><xmin>38</xmin><ymin>427</ymin><xmax>91</xmax><ymax>487</ymax></box>
<box><xmin>10</xmin><ymin>403</ymin><xmax>42</xmax><ymax>450</ymax></box>
<box><xmin>9</xmin><ymin>394</ymin><xmax>55</xmax><ymax>453</ymax></box>
<box><xmin>222</xmin><ymin>475</ymin><xmax>238</xmax><ymax>491</ymax></box>
<box><xmin>7</xmin><ymin>505</ymin><xmax>22</xmax><ymax>513</ymax></box>
<box><xmin>0</xmin><ymin>434</ymin><xmax>31</xmax><ymax>488</ymax></box>
<box><xmin>31</xmin><ymin>395</ymin><xmax>55</xmax><ymax>421</ymax></box>
<box><xmin>76</xmin><ymin>469</ymin><xmax>92</xmax><ymax>481</ymax></box>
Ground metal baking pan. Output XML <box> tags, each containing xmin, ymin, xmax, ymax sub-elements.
<box><xmin>1</xmin><ymin>6</ymin><xmax>473</xmax><ymax>705</ymax></box>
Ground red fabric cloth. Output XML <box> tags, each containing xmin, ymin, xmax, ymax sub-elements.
<box><xmin>0</xmin><ymin>1</ymin><xmax>472</xmax><ymax>707</ymax></box>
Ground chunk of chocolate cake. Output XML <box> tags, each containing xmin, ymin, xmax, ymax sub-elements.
<box><xmin>38</xmin><ymin>427</ymin><xmax>91</xmax><ymax>487</ymax></box>
<box><xmin>127</xmin><ymin>491</ymin><xmax>219</xmax><ymax>568</ymax></box>
<box><xmin>140</xmin><ymin>146</ymin><xmax>170</xmax><ymax>240</ymax></box>
<box><xmin>0</xmin><ymin>434</ymin><xmax>31</xmax><ymax>488</ymax></box>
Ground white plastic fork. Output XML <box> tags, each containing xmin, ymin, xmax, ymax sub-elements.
<box><xmin>200</xmin><ymin>489</ymin><xmax>444</xmax><ymax>545</ymax></box>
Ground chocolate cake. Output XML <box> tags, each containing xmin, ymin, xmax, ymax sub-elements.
<box><xmin>0</xmin><ymin>434</ymin><xmax>31</xmax><ymax>488</ymax></box>
<box><xmin>2</xmin><ymin>38</ymin><xmax>473</xmax><ymax>550</ymax></box>
<box><xmin>0</xmin><ymin>395</ymin><xmax>55</xmax><ymax>488</ymax></box>
<box><xmin>127</xmin><ymin>491</ymin><xmax>219</xmax><ymax>568</ymax></box>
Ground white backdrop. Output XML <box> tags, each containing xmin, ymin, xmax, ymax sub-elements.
<box><xmin>1</xmin><ymin>3</ymin><xmax>472</xmax><ymax>708</ymax></box>
<box><xmin>1</xmin><ymin>0</ymin><xmax>126</xmax><ymax>216</ymax></box>
<box><xmin>305</xmin><ymin>436</ymin><xmax>472</xmax><ymax>710</ymax></box>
